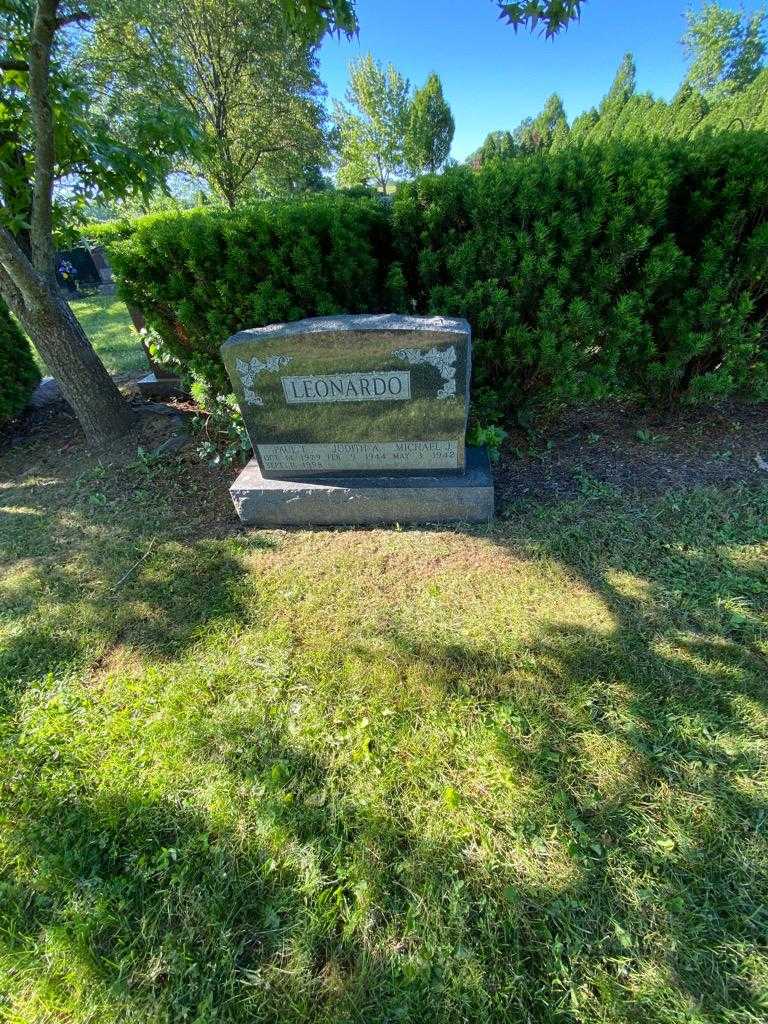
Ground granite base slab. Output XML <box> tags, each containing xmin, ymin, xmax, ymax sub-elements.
<box><xmin>230</xmin><ymin>446</ymin><xmax>494</xmax><ymax>526</ymax></box>
<box><xmin>136</xmin><ymin>372</ymin><xmax>184</xmax><ymax>400</ymax></box>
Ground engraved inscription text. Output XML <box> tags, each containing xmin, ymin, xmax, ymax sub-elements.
<box><xmin>258</xmin><ymin>440</ymin><xmax>458</xmax><ymax>474</ymax></box>
<box><xmin>281</xmin><ymin>370</ymin><xmax>410</xmax><ymax>405</ymax></box>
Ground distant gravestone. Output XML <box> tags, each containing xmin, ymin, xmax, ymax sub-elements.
<box><xmin>89</xmin><ymin>245</ymin><xmax>115</xmax><ymax>292</ymax></box>
<box><xmin>126</xmin><ymin>304</ymin><xmax>184</xmax><ymax>400</ymax></box>
<box><xmin>221</xmin><ymin>314</ymin><xmax>493</xmax><ymax>526</ymax></box>
<box><xmin>57</xmin><ymin>246</ymin><xmax>101</xmax><ymax>287</ymax></box>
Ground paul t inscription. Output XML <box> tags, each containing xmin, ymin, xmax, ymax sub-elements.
<box><xmin>221</xmin><ymin>314</ymin><xmax>472</xmax><ymax>477</ymax></box>
<box><xmin>282</xmin><ymin>370</ymin><xmax>410</xmax><ymax>405</ymax></box>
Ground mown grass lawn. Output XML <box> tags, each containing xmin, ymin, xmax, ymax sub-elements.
<box><xmin>72</xmin><ymin>292</ymin><xmax>146</xmax><ymax>375</ymax></box>
<box><xmin>30</xmin><ymin>292</ymin><xmax>146</xmax><ymax>377</ymax></box>
<box><xmin>1</xmin><ymin>428</ymin><xmax>767</xmax><ymax>1023</ymax></box>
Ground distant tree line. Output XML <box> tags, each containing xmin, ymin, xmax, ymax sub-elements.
<box><xmin>0</xmin><ymin>0</ymin><xmax>582</xmax><ymax>446</ymax></box>
<box><xmin>333</xmin><ymin>54</ymin><xmax>455</xmax><ymax>192</ymax></box>
<box><xmin>468</xmin><ymin>2</ymin><xmax>768</xmax><ymax>168</ymax></box>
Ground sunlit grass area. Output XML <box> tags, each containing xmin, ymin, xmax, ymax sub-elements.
<box><xmin>30</xmin><ymin>292</ymin><xmax>146</xmax><ymax>377</ymax></box>
<box><xmin>1</xmin><ymin>436</ymin><xmax>766</xmax><ymax>1022</ymax></box>
<box><xmin>72</xmin><ymin>292</ymin><xmax>146</xmax><ymax>375</ymax></box>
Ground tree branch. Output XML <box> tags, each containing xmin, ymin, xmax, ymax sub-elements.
<box><xmin>0</xmin><ymin>59</ymin><xmax>30</xmax><ymax>72</ymax></box>
<box><xmin>0</xmin><ymin>224</ymin><xmax>48</xmax><ymax>312</ymax></box>
<box><xmin>56</xmin><ymin>10</ymin><xmax>93</xmax><ymax>27</ymax></box>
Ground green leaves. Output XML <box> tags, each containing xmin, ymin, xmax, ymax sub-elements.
<box><xmin>0</xmin><ymin>0</ymin><xmax>196</xmax><ymax>243</ymax></box>
<box><xmin>497</xmin><ymin>0</ymin><xmax>585</xmax><ymax>38</ymax></box>
<box><xmin>442</xmin><ymin>785</ymin><xmax>460</xmax><ymax>809</ymax></box>
<box><xmin>0</xmin><ymin>298</ymin><xmax>40</xmax><ymax>423</ymax></box>
<box><xmin>405</xmin><ymin>72</ymin><xmax>455</xmax><ymax>176</ymax></box>
<box><xmin>335</xmin><ymin>57</ymin><xmax>455</xmax><ymax>189</ymax></box>
<box><xmin>279</xmin><ymin>0</ymin><xmax>358</xmax><ymax>38</ymax></box>
<box><xmin>334</xmin><ymin>53</ymin><xmax>411</xmax><ymax>191</ymax></box>
<box><xmin>683</xmin><ymin>2</ymin><xmax>767</xmax><ymax>101</ymax></box>
<box><xmin>86</xmin><ymin>0</ymin><xmax>328</xmax><ymax>207</ymax></box>
<box><xmin>394</xmin><ymin>134</ymin><xmax>768</xmax><ymax>420</ymax></box>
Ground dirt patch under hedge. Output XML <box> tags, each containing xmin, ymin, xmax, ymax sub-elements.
<box><xmin>494</xmin><ymin>399</ymin><xmax>768</xmax><ymax>507</ymax></box>
<box><xmin>3</xmin><ymin>386</ymin><xmax>768</xmax><ymax>524</ymax></box>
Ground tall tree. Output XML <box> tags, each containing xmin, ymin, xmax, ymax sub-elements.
<box><xmin>600</xmin><ymin>52</ymin><xmax>637</xmax><ymax>113</ymax></box>
<box><xmin>0</xmin><ymin>0</ymin><xmax>357</xmax><ymax>446</ymax></box>
<box><xmin>334</xmin><ymin>54</ymin><xmax>410</xmax><ymax>191</ymax></box>
<box><xmin>683</xmin><ymin>2</ymin><xmax>766</xmax><ymax>100</ymax></box>
<box><xmin>514</xmin><ymin>92</ymin><xmax>568</xmax><ymax>151</ymax></box>
<box><xmin>404</xmin><ymin>72</ymin><xmax>454</xmax><ymax>175</ymax></box>
<box><xmin>0</xmin><ymin>0</ymin><xmax>195</xmax><ymax>445</ymax></box>
<box><xmin>88</xmin><ymin>0</ymin><xmax>328</xmax><ymax>208</ymax></box>
<box><xmin>585</xmin><ymin>52</ymin><xmax>637</xmax><ymax>143</ymax></box>
<box><xmin>466</xmin><ymin>130</ymin><xmax>517</xmax><ymax>167</ymax></box>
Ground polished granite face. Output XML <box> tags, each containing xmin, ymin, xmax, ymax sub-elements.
<box><xmin>221</xmin><ymin>314</ymin><xmax>471</xmax><ymax>477</ymax></box>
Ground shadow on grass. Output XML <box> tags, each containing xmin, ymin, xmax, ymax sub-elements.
<box><xmin>1</xmin><ymin>474</ymin><xmax>767</xmax><ymax>1021</ymax></box>
<box><xmin>0</xmin><ymin>455</ymin><xmax>272</xmax><ymax>709</ymax></box>
<box><xmin>386</xmin><ymin>624</ymin><xmax>767</xmax><ymax>1013</ymax></box>
<box><xmin>0</xmin><ymin>533</ymin><xmax>261</xmax><ymax>707</ymax></box>
<box><xmin>3</xmin><ymin>736</ymin><xmax>527</xmax><ymax>1021</ymax></box>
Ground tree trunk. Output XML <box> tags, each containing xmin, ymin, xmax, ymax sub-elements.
<box><xmin>0</xmin><ymin>0</ymin><xmax>134</xmax><ymax>448</ymax></box>
<box><xmin>13</xmin><ymin>280</ymin><xmax>134</xmax><ymax>447</ymax></box>
<box><xmin>0</xmin><ymin>221</ymin><xmax>135</xmax><ymax>448</ymax></box>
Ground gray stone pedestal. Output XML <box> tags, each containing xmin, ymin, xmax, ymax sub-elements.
<box><xmin>136</xmin><ymin>372</ymin><xmax>184</xmax><ymax>400</ymax></box>
<box><xmin>230</xmin><ymin>446</ymin><xmax>494</xmax><ymax>527</ymax></box>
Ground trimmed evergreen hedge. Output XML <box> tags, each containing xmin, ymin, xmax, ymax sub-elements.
<box><xmin>104</xmin><ymin>194</ymin><xmax>397</xmax><ymax>394</ymax></box>
<box><xmin>101</xmin><ymin>136</ymin><xmax>768</xmax><ymax>423</ymax></box>
<box><xmin>0</xmin><ymin>300</ymin><xmax>40</xmax><ymax>424</ymax></box>
<box><xmin>394</xmin><ymin>134</ymin><xmax>768</xmax><ymax>421</ymax></box>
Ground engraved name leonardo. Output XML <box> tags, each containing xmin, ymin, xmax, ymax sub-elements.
<box><xmin>281</xmin><ymin>370</ymin><xmax>411</xmax><ymax>405</ymax></box>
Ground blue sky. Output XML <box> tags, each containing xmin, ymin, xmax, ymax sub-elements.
<box><xmin>318</xmin><ymin>0</ymin><xmax>764</xmax><ymax>161</ymax></box>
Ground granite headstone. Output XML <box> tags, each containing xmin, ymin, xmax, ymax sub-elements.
<box><xmin>221</xmin><ymin>314</ymin><xmax>493</xmax><ymax>525</ymax></box>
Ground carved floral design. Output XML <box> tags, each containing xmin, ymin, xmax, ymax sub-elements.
<box><xmin>392</xmin><ymin>345</ymin><xmax>457</xmax><ymax>399</ymax></box>
<box><xmin>235</xmin><ymin>354</ymin><xmax>291</xmax><ymax>405</ymax></box>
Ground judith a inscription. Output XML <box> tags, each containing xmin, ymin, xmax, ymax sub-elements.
<box><xmin>258</xmin><ymin>440</ymin><xmax>460</xmax><ymax>474</ymax></box>
<box><xmin>282</xmin><ymin>370</ymin><xmax>410</xmax><ymax>405</ymax></box>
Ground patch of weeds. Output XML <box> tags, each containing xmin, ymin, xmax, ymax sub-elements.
<box><xmin>635</xmin><ymin>428</ymin><xmax>668</xmax><ymax>444</ymax></box>
<box><xmin>133</xmin><ymin>446</ymin><xmax>166</xmax><ymax>475</ymax></box>
<box><xmin>574</xmin><ymin>469</ymin><xmax>622</xmax><ymax>500</ymax></box>
<box><xmin>467</xmin><ymin>423</ymin><xmax>508</xmax><ymax>462</ymax></box>
<box><xmin>191</xmin><ymin>394</ymin><xmax>251</xmax><ymax>469</ymax></box>
<box><xmin>530</xmin><ymin>438</ymin><xmax>556</xmax><ymax>460</ymax></box>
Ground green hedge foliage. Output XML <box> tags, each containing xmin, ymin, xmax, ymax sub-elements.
<box><xmin>105</xmin><ymin>194</ymin><xmax>397</xmax><ymax>394</ymax></box>
<box><xmin>0</xmin><ymin>300</ymin><xmax>40</xmax><ymax>423</ymax></box>
<box><xmin>394</xmin><ymin>135</ymin><xmax>768</xmax><ymax>421</ymax></box>
<box><xmin>101</xmin><ymin>136</ymin><xmax>768</xmax><ymax>423</ymax></box>
<box><xmin>86</xmin><ymin>218</ymin><xmax>141</xmax><ymax>248</ymax></box>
